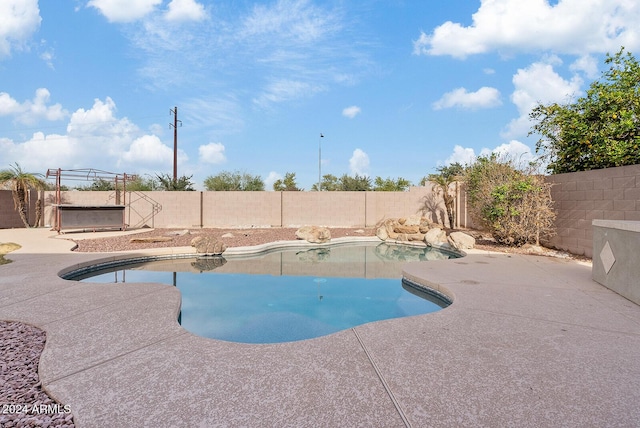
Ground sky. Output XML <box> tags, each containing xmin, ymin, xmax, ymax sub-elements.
<box><xmin>1</xmin><ymin>0</ymin><xmax>639</xmax><ymax>190</ymax></box>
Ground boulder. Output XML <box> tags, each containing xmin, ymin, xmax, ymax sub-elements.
<box><xmin>376</xmin><ymin>217</ymin><xmax>432</xmax><ymax>241</ymax></box>
<box><xmin>403</xmin><ymin>214</ymin><xmax>424</xmax><ymax>226</ymax></box>
<box><xmin>376</xmin><ymin>226</ymin><xmax>388</xmax><ymax>241</ymax></box>
<box><xmin>407</xmin><ymin>233</ymin><xmax>426</xmax><ymax>241</ymax></box>
<box><xmin>424</xmin><ymin>228</ymin><xmax>447</xmax><ymax>247</ymax></box>
<box><xmin>190</xmin><ymin>236</ymin><xmax>227</xmax><ymax>255</ymax></box>
<box><xmin>394</xmin><ymin>224</ymin><xmax>420</xmax><ymax>234</ymax></box>
<box><xmin>447</xmin><ymin>231</ymin><xmax>476</xmax><ymax>250</ymax></box>
<box><xmin>295</xmin><ymin>226</ymin><xmax>331</xmax><ymax>243</ymax></box>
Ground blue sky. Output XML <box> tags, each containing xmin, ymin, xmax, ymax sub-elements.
<box><xmin>1</xmin><ymin>0</ymin><xmax>639</xmax><ymax>190</ymax></box>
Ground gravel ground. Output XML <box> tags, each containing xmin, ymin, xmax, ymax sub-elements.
<box><xmin>71</xmin><ymin>227</ymin><xmax>378</xmax><ymax>252</ymax></box>
<box><xmin>70</xmin><ymin>227</ymin><xmax>591</xmax><ymax>263</ymax></box>
<box><xmin>0</xmin><ymin>321</ymin><xmax>75</xmax><ymax>428</ymax></box>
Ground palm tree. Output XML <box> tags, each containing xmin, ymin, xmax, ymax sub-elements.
<box><xmin>422</xmin><ymin>163</ymin><xmax>464</xmax><ymax>229</ymax></box>
<box><xmin>0</xmin><ymin>163</ymin><xmax>47</xmax><ymax>228</ymax></box>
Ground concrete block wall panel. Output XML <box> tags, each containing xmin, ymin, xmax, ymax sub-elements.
<box><xmin>546</xmin><ymin>164</ymin><xmax>640</xmax><ymax>257</ymax></box>
<box><xmin>0</xmin><ymin>190</ymin><xmax>38</xmax><ymax>228</ymax></box>
<box><xmin>202</xmin><ymin>191</ymin><xmax>281</xmax><ymax>228</ymax></box>
<box><xmin>136</xmin><ymin>191</ymin><xmax>201</xmax><ymax>228</ymax></box>
<box><xmin>282</xmin><ymin>192</ymin><xmax>366</xmax><ymax>227</ymax></box>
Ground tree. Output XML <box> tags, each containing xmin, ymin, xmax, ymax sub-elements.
<box><xmin>373</xmin><ymin>176</ymin><xmax>411</xmax><ymax>191</ymax></box>
<box><xmin>204</xmin><ymin>170</ymin><xmax>264</xmax><ymax>191</ymax></box>
<box><xmin>273</xmin><ymin>172</ymin><xmax>302</xmax><ymax>191</ymax></box>
<box><xmin>311</xmin><ymin>174</ymin><xmax>339</xmax><ymax>191</ymax></box>
<box><xmin>0</xmin><ymin>163</ymin><xmax>47</xmax><ymax>228</ymax></box>
<box><xmin>422</xmin><ymin>163</ymin><xmax>464</xmax><ymax>229</ymax></box>
<box><xmin>76</xmin><ymin>178</ymin><xmax>115</xmax><ymax>191</ymax></box>
<box><xmin>530</xmin><ymin>48</ymin><xmax>640</xmax><ymax>173</ymax></box>
<box><xmin>156</xmin><ymin>173</ymin><xmax>195</xmax><ymax>191</ymax></box>
<box><xmin>124</xmin><ymin>176</ymin><xmax>160</xmax><ymax>191</ymax></box>
<box><xmin>339</xmin><ymin>174</ymin><xmax>371</xmax><ymax>191</ymax></box>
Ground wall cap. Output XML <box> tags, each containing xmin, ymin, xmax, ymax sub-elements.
<box><xmin>592</xmin><ymin>219</ymin><xmax>640</xmax><ymax>232</ymax></box>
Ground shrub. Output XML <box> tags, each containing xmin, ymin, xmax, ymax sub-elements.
<box><xmin>464</xmin><ymin>155</ymin><xmax>555</xmax><ymax>246</ymax></box>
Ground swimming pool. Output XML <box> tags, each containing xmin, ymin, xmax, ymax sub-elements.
<box><xmin>70</xmin><ymin>242</ymin><xmax>456</xmax><ymax>343</ymax></box>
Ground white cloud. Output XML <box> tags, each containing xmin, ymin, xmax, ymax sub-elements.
<box><xmin>433</xmin><ymin>87</ymin><xmax>501</xmax><ymax>110</ymax></box>
<box><xmin>414</xmin><ymin>0</ymin><xmax>640</xmax><ymax>58</ymax></box>
<box><xmin>0</xmin><ymin>93</ymin><xmax>20</xmax><ymax>115</ymax></box>
<box><xmin>0</xmin><ymin>0</ymin><xmax>41</xmax><ymax>58</ymax></box>
<box><xmin>198</xmin><ymin>142</ymin><xmax>226</xmax><ymax>164</ymax></box>
<box><xmin>570</xmin><ymin>54</ymin><xmax>599</xmax><ymax>79</ymax></box>
<box><xmin>88</xmin><ymin>0</ymin><xmax>162</xmax><ymax>23</ymax></box>
<box><xmin>0</xmin><ymin>88</ymin><xmax>67</xmax><ymax>124</ymax></box>
<box><xmin>492</xmin><ymin>140</ymin><xmax>535</xmax><ymax>165</ymax></box>
<box><xmin>40</xmin><ymin>48</ymin><xmax>55</xmax><ymax>69</ymax></box>
<box><xmin>349</xmin><ymin>148</ymin><xmax>369</xmax><ymax>176</ymax></box>
<box><xmin>1</xmin><ymin>132</ymin><xmax>73</xmax><ymax>174</ymax></box>
<box><xmin>253</xmin><ymin>79</ymin><xmax>325</xmax><ymax>108</ymax></box>
<box><xmin>241</xmin><ymin>0</ymin><xmax>335</xmax><ymax>43</ymax></box>
<box><xmin>342</xmin><ymin>105</ymin><xmax>361</xmax><ymax>119</ymax></box>
<box><xmin>503</xmin><ymin>61</ymin><xmax>582</xmax><ymax>137</ymax></box>
<box><xmin>121</xmin><ymin>134</ymin><xmax>176</xmax><ymax>165</ymax></box>
<box><xmin>164</xmin><ymin>0</ymin><xmax>206</xmax><ymax>22</ymax></box>
<box><xmin>445</xmin><ymin>145</ymin><xmax>477</xmax><ymax>166</ymax></box>
<box><xmin>0</xmin><ymin>96</ymin><xmax>188</xmax><ymax>177</ymax></box>
<box><xmin>444</xmin><ymin>140</ymin><xmax>535</xmax><ymax>168</ymax></box>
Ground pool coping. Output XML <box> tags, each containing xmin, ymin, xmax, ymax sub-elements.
<box><xmin>1</xmin><ymin>228</ymin><xmax>639</xmax><ymax>427</ymax></box>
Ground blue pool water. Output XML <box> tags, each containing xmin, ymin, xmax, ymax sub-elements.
<box><xmin>75</xmin><ymin>242</ymin><xmax>455</xmax><ymax>343</ymax></box>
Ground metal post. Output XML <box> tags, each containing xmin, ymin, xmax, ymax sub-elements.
<box><xmin>170</xmin><ymin>107</ymin><xmax>181</xmax><ymax>182</ymax></box>
<box><xmin>318</xmin><ymin>133</ymin><xmax>324</xmax><ymax>191</ymax></box>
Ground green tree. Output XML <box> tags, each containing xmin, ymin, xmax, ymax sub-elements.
<box><xmin>339</xmin><ymin>174</ymin><xmax>372</xmax><ymax>191</ymax></box>
<box><xmin>373</xmin><ymin>176</ymin><xmax>411</xmax><ymax>191</ymax></box>
<box><xmin>530</xmin><ymin>48</ymin><xmax>640</xmax><ymax>173</ymax></box>
<box><xmin>156</xmin><ymin>174</ymin><xmax>196</xmax><ymax>191</ymax></box>
<box><xmin>0</xmin><ymin>163</ymin><xmax>47</xmax><ymax>228</ymax></box>
<box><xmin>124</xmin><ymin>176</ymin><xmax>160</xmax><ymax>191</ymax></box>
<box><xmin>273</xmin><ymin>172</ymin><xmax>302</xmax><ymax>191</ymax></box>
<box><xmin>76</xmin><ymin>178</ymin><xmax>116</xmax><ymax>191</ymax></box>
<box><xmin>422</xmin><ymin>163</ymin><xmax>464</xmax><ymax>229</ymax></box>
<box><xmin>311</xmin><ymin>174</ymin><xmax>340</xmax><ymax>191</ymax></box>
<box><xmin>204</xmin><ymin>170</ymin><xmax>264</xmax><ymax>191</ymax></box>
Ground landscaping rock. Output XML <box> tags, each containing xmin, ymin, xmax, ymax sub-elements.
<box><xmin>447</xmin><ymin>231</ymin><xmax>476</xmax><ymax>250</ymax></box>
<box><xmin>425</xmin><ymin>228</ymin><xmax>447</xmax><ymax>247</ymax></box>
<box><xmin>394</xmin><ymin>224</ymin><xmax>420</xmax><ymax>234</ymax></box>
<box><xmin>295</xmin><ymin>226</ymin><xmax>331</xmax><ymax>243</ymax></box>
<box><xmin>190</xmin><ymin>236</ymin><xmax>227</xmax><ymax>255</ymax></box>
<box><xmin>376</xmin><ymin>226</ymin><xmax>389</xmax><ymax>241</ymax></box>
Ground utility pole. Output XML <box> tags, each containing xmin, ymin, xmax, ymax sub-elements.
<box><xmin>170</xmin><ymin>106</ymin><xmax>182</xmax><ymax>182</ymax></box>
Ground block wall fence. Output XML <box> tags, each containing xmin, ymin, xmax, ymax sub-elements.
<box><xmin>2</xmin><ymin>164</ymin><xmax>639</xmax><ymax>258</ymax></box>
<box><xmin>32</xmin><ymin>184</ymin><xmax>462</xmax><ymax>230</ymax></box>
<box><xmin>544</xmin><ymin>163</ymin><xmax>640</xmax><ymax>258</ymax></box>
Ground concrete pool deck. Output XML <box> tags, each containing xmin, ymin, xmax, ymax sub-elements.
<box><xmin>1</xmin><ymin>228</ymin><xmax>639</xmax><ymax>427</ymax></box>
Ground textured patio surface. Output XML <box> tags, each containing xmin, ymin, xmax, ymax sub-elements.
<box><xmin>1</xmin><ymin>228</ymin><xmax>639</xmax><ymax>427</ymax></box>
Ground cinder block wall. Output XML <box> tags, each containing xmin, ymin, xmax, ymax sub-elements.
<box><xmin>21</xmin><ymin>187</ymin><xmax>449</xmax><ymax>230</ymax></box>
<box><xmin>0</xmin><ymin>190</ymin><xmax>40</xmax><ymax>228</ymax></box>
<box><xmin>545</xmin><ymin>164</ymin><xmax>640</xmax><ymax>257</ymax></box>
<box><xmin>203</xmin><ymin>191</ymin><xmax>282</xmax><ymax>228</ymax></box>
